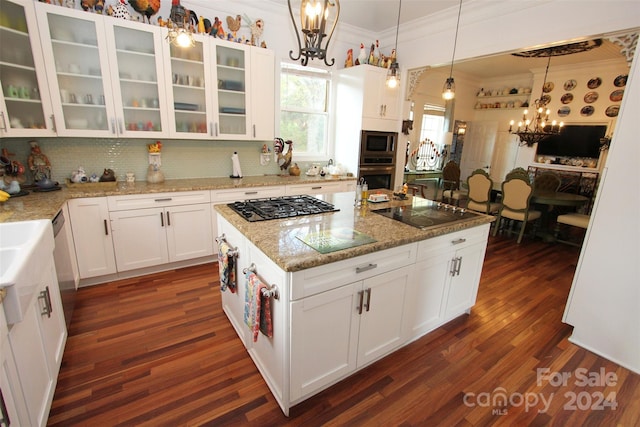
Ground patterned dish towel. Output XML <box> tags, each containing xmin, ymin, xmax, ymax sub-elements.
<box><xmin>217</xmin><ymin>241</ymin><xmax>236</xmax><ymax>293</ymax></box>
<box><xmin>244</xmin><ymin>271</ymin><xmax>273</xmax><ymax>342</ymax></box>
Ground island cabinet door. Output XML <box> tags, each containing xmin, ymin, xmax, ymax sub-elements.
<box><xmin>357</xmin><ymin>266</ymin><xmax>411</xmax><ymax>367</ymax></box>
<box><xmin>290</xmin><ymin>282</ymin><xmax>361</xmax><ymax>402</ymax></box>
<box><xmin>443</xmin><ymin>241</ymin><xmax>488</xmax><ymax>321</ymax></box>
<box><xmin>403</xmin><ymin>252</ymin><xmax>451</xmax><ymax>342</ymax></box>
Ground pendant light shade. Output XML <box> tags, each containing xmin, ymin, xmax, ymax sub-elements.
<box><xmin>442</xmin><ymin>0</ymin><xmax>463</xmax><ymax>100</ymax></box>
<box><xmin>166</xmin><ymin>3</ymin><xmax>195</xmax><ymax>48</ymax></box>
<box><xmin>386</xmin><ymin>0</ymin><xmax>402</xmax><ymax>88</ymax></box>
<box><xmin>288</xmin><ymin>0</ymin><xmax>341</xmax><ymax>66</ymax></box>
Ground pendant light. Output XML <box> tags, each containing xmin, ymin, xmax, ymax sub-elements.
<box><xmin>442</xmin><ymin>0</ymin><xmax>463</xmax><ymax>100</ymax></box>
<box><xmin>166</xmin><ymin>1</ymin><xmax>195</xmax><ymax>48</ymax></box>
<box><xmin>386</xmin><ymin>0</ymin><xmax>402</xmax><ymax>89</ymax></box>
<box><xmin>288</xmin><ymin>0</ymin><xmax>341</xmax><ymax>66</ymax></box>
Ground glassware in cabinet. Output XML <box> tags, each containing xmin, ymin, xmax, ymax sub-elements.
<box><xmin>214</xmin><ymin>43</ymin><xmax>248</xmax><ymax>137</ymax></box>
<box><xmin>168</xmin><ymin>40</ymin><xmax>209</xmax><ymax>136</ymax></box>
<box><xmin>0</xmin><ymin>0</ymin><xmax>54</xmax><ymax>137</ymax></box>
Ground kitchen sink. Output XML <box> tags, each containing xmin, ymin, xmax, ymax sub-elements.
<box><xmin>0</xmin><ymin>219</ymin><xmax>55</xmax><ymax>324</ymax></box>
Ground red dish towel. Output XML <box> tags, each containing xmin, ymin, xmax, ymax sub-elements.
<box><xmin>217</xmin><ymin>241</ymin><xmax>236</xmax><ymax>293</ymax></box>
<box><xmin>244</xmin><ymin>271</ymin><xmax>273</xmax><ymax>342</ymax></box>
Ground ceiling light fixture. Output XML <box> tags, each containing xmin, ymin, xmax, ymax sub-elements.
<box><xmin>288</xmin><ymin>0</ymin><xmax>341</xmax><ymax>66</ymax></box>
<box><xmin>386</xmin><ymin>0</ymin><xmax>402</xmax><ymax>89</ymax></box>
<box><xmin>442</xmin><ymin>0</ymin><xmax>463</xmax><ymax>100</ymax></box>
<box><xmin>166</xmin><ymin>3</ymin><xmax>195</xmax><ymax>48</ymax></box>
<box><xmin>509</xmin><ymin>56</ymin><xmax>563</xmax><ymax>147</ymax></box>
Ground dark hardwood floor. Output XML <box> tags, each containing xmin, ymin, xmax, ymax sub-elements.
<box><xmin>48</xmin><ymin>235</ymin><xmax>640</xmax><ymax>426</ymax></box>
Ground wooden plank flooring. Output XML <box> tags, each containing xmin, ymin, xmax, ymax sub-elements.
<box><xmin>48</xmin><ymin>235</ymin><xmax>640</xmax><ymax>426</ymax></box>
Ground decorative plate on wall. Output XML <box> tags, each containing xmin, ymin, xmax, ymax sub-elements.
<box><xmin>561</xmin><ymin>93</ymin><xmax>574</xmax><ymax>104</ymax></box>
<box><xmin>564</xmin><ymin>79</ymin><xmax>577</xmax><ymax>91</ymax></box>
<box><xmin>605</xmin><ymin>105</ymin><xmax>620</xmax><ymax>117</ymax></box>
<box><xmin>557</xmin><ymin>106</ymin><xmax>571</xmax><ymax>117</ymax></box>
<box><xmin>587</xmin><ymin>77</ymin><xmax>602</xmax><ymax>89</ymax></box>
<box><xmin>584</xmin><ymin>91</ymin><xmax>599</xmax><ymax>103</ymax></box>
<box><xmin>543</xmin><ymin>82</ymin><xmax>554</xmax><ymax>93</ymax></box>
<box><xmin>614</xmin><ymin>74</ymin><xmax>628</xmax><ymax>87</ymax></box>
<box><xmin>580</xmin><ymin>105</ymin><xmax>595</xmax><ymax>116</ymax></box>
<box><xmin>610</xmin><ymin>89</ymin><xmax>624</xmax><ymax>102</ymax></box>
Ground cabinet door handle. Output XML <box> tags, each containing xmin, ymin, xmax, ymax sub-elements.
<box><xmin>110</xmin><ymin>118</ymin><xmax>117</xmax><ymax>134</ymax></box>
<box><xmin>456</xmin><ymin>257</ymin><xmax>463</xmax><ymax>276</ymax></box>
<box><xmin>50</xmin><ymin>114</ymin><xmax>57</xmax><ymax>132</ymax></box>
<box><xmin>0</xmin><ymin>387</ymin><xmax>11</xmax><ymax>427</ymax></box>
<box><xmin>450</xmin><ymin>258</ymin><xmax>458</xmax><ymax>276</ymax></box>
<box><xmin>118</xmin><ymin>118</ymin><xmax>124</xmax><ymax>134</ymax></box>
<box><xmin>103</xmin><ymin>219</ymin><xmax>109</xmax><ymax>236</ymax></box>
<box><xmin>253</xmin><ymin>124</ymin><xmax>256</xmax><ymax>138</ymax></box>
<box><xmin>166</xmin><ymin>211</ymin><xmax>171</xmax><ymax>226</ymax></box>
<box><xmin>383</xmin><ymin>104</ymin><xmax>387</xmax><ymax>116</ymax></box>
<box><xmin>0</xmin><ymin>112</ymin><xmax>6</xmax><ymax>130</ymax></box>
<box><xmin>357</xmin><ymin>290</ymin><xmax>364</xmax><ymax>315</ymax></box>
<box><xmin>39</xmin><ymin>286</ymin><xmax>52</xmax><ymax>318</ymax></box>
<box><xmin>214</xmin><ymin>122</ymin><xmax>219</xmax><ymax>137</ymax></box>
<box><xmin>210</xmin><ymin>122</ymin><xmax>214</xmax><ymax>136</ymax></box>
<box><xmin>160</xmin><ymin>212</ymin><xmax>164</xmax><ymax>227</ymax></box>
<box><xmin>364</xmin><ymin>288</ymin><xmax>371</xmax><ymax>312</ymax></box>
<box><xmin>356</xmin><ymin>263</ymin><xmax>377</xmax><ymax>274</ymax></box>
<box><xmin>451</xmin><ymin>238</ymin><xmax>466</xmax><ymax>245</ymax></box>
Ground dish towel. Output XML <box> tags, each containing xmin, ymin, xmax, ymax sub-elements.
<box><xmin>244</xmin><ymin>271</ymin><xmax>273</xmax><ymax>342</ymax></box>
<box><xmin>217</xmin><ymin>241</ymin><xmax>236</xmax><ymax>293</ymax></box>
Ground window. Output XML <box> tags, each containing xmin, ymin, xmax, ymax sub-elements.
<box><xmin>419</xmin><ymin>104</ymin><xmax>446</xmax><ymax>144</ymax></box>
<box><xmin>280</xmin><ymin>63</ymin><xmax>331</xmax><ymax>158</ymax></box>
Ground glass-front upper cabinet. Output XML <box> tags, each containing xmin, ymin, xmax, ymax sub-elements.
<box><xmin>36</xmin><ymin>3</ymin><xmax>116</xmax><ymax>137</ymax></box>
<box><xmin>211</xmin><ymin>40</ymin><xmax>250</xmax><ymax>140</ymax></box>
<box><xmin>103</xmin><ymin>19</ymin><xmax>169</xmax><ymax>138</ymax></box>
<box><xmin>0</xmin><ymin>0</ymin><xmax>55</xmax><ymax>137</ymax></box>
<box><xmin>163</xmin><ymin>32</ymin><xmax>213</xmax><ymax>139</ymax></box>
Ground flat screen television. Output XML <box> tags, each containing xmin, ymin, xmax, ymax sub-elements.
<box><xmin>535</xmin><ymin>124</ymin><xmax>606</xmax><ymax>159</ymax></box>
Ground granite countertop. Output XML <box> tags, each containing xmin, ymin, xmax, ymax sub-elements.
<box><xmin>215</xmin><ymin>191</ymin><xmax>495</xmax><ymax>272</ymax></box>
<box><xmin>0</xmin><ymin>175</ymin><xmax>356</xmax><ymax>223</ymax></box>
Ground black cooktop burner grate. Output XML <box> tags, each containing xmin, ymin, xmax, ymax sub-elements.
<box><xmin>228</xmin><ymin>195</ymin><xmax>339</xmax><ymax>222</ymax></box>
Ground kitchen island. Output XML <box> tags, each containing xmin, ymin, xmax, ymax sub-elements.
<box><xmin>215</xmin><ymin>191</ymin><xmax>494</xmax><ymax>415</ymax></box>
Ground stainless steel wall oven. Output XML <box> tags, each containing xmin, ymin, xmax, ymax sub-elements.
<box><xmin>359</xmin><ymin>130</ymin><xmax>398</xmax><ymax>189</ymax></box>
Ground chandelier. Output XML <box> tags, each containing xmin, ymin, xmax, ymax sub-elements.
<box><xmin>288</xmin><ymin>0</ymin><xmax>341</xmax><ymax>66</ymax></box>
<box><xmin>509</xmin><ymin>56</ymin><xmax>562</xmax><ymax>147</ymax></box>
<box><xmin>166</xmin><ymin>3</ymin><xmax>195</xmax><ymax>48</ymax></box>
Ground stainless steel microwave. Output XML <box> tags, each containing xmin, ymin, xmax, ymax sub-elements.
<box><xmin>360</xmin><ymin>130</ymin><xmax>397</xmax><ymax>164</ymax></box>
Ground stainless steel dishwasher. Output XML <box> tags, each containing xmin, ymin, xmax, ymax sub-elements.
<box><xmin>52</xmin><ymin>208</ymin><xmax>76</xmax><ymax>329</ymax></box>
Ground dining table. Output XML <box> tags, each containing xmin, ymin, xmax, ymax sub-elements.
<box><xmin>530</xmin><ymin>190</ymin><xmax>590</xmax><ymax>241</ymax></box>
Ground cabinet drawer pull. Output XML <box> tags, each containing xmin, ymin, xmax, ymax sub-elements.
<box><xmin>103</xmin><ymin>219</ymin><xmax>109</xmax><ymax>236</ymax></box>
<box><xmin>356</xmin><ymin>263</ymin><xmax>377</xmax><ymax>274</ymax></box>
<box><xmin>155</xmin><ymin>198</ymin><xmax>173</xmax><ymax>202</ymax></box>
<box><xmin>311</xmin><ymin>186</ymin><xmax>322</xmax><ymax>190</ymax></box>
<box><xmin>357</xmin><ymin>290</ymin><xmax>364</xmax><ymax>315</ymax></box>
<box><xmin>451</xmin><ymin>238</ymin><xmax>467</xmax><ymax>245</ymax></box>
<box><xmin>160</xmin><ymin>212</ymin><xmax>164</xmax><ymax>227</ymax></box>
<box><xmin>244</xmin><ymin>191</ymin><xmax>258</xmax><ymax>195</ymax></box>
<box><xmin>365</xmin><ymin>288</ymin><xmax>372</xmax><ymax>312</ymax></box>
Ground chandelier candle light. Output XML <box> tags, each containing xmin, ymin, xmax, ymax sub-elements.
<box><xmin>288</xmin><ymin>0</ymin><xmax>341</xmax><ymax>66</ymax></box>
<box><xmin>509</xmin><ymin>56</ymin><xmax>563</xmax><ymax>147</ymax></box>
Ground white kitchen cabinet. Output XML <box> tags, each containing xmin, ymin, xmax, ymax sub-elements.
<box><xmin>290</xmin><ymin>265</ymin><xmax>411</xmax><ymax>402</ymax></box>
<box><xmin>335</xmin><ymin>64</ymin><xmax>400</xmax><ymax>132</ymax></box>
<box><xmin>67</xmin><ymin>197</ymin><xmax>117</xmax><ymax>279</ymax></box>
<box><xmin>405</xmin><ymin>224</ymin><xmax>490</xmax><ymax>341</ymax></box>
<box><xmin>108</xmin><ymin>191</ymin><xmax>213</xmax><ymax>272</ymax></box>
<box><xmin>248</xmin><ymin>46</ymin><xmax>275</xmax><ymax>140</ymax></box>
<box><xmin>0</xmin><ymin>0</ymin><xmax>55</xmax><ymax>137</ymax></box>
<box><xmin>285</xmin><ymin>180</ymin><xmax>346</xmax><ymax>196</ymax></box>
<box><xmin>0</xmin><ymin>304</ymin><xmax>29</xmax><ymax>426</ymax></box>
<box><xmin>36</xmin><ymin>3</ymin><xmax>170</xmax><ymax>137</ymax></box>
<box><xmin>8</xmin><ymin>261</ymin><xmax>66</xmax><ymax>427</ymax></box>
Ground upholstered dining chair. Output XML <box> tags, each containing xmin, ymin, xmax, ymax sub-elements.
<box><xmin>466</xmin><ymin>169</ymin><xmax>501</xmax><ymax>215</ymax></box>
<box><xmin>554</xmin><ymin>213</ymin><xmax>590</xmax><ymax>246</ymax></box>
<box><xmin>441</xmin><ymin>161</ymin><xmax>468</xmax><ymax>205</ymax></box>
<box><xmin>505</xmin><ymin>167</ymin><xmax>531</xmax><ymax>183</ymax></box>
<box><xmin>533</xmin><ymin>171</ymin><xmax>561</xmax><ymax>192</ymax></box>
<box><xmin>493</xmin><ymin>175</ymin><xmax>541</xmax><ymax>244</ymax></box>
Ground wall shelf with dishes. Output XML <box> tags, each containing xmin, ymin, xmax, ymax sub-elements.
<box><xmin>475</xmin><ymin>88</ymin><xmax>531</xmax><ymax>110</ymax></box>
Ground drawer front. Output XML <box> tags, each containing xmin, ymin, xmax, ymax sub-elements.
<box><xmin>285</xmin><ymin>181</ymin><xmax>344</xmax><ymax>195</ymax></box>
<box><xmin>211</xmin><ymin>186</ymin><xmax>285</xmax><ymax>203</ymax></box>
<box><xmin>108</xmin><ymin>191</ymin><xmax>211</xmax><ymax>211</ymax></box>
<box><xmin>416</xmin><ymin>223</ymin><xmax>490</xmax><ymax>261</ymax></box>
<box><xmin>290</xmin><ymin>243</ymin><xmax>417</xmax><ymax>300</ymax></box>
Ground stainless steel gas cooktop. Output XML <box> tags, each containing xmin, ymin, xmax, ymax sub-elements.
<box><xmin>228</xmin><ymin>195</ymin><xmax>339</xmax><ymax>222</ymax></box>
<box><xmin>372</xmin><ymin>200</ymin><xmax>481</xmax><ymax>230</ymax></box>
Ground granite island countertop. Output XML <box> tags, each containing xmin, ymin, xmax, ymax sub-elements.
<box><xmin>215</xmin><ymin>191</ymin><xmax>495</xmax><ymax>272</ymax></box>
<box><xmin>0</xmin><ymin>175</ymin><xmax>356</xmax><ymax>223</ymax></box>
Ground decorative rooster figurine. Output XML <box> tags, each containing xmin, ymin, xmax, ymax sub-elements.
<box><xmin>226</xmin><ymin>15</ymin><xmax>242</xmax><ymax>39</ymax></box>
<box><xmin>128</xmin><ymin>0</ymin><xmax>161</xmax><ymax>23</ymax></box>
<box><xmin>356</xmin><ymin>42</ymin><xmax>367</xmax><ymax>65</ymax></box>
<box><xmin>274</xmin><ymin>138</ymin><xmax>293</xmax><ymax>173</ymax></box>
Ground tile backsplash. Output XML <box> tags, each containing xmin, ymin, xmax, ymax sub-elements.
<box><xmin>1</xmin><ymin>137</ymin><xmax>281</xmax><ymax>184</ymax></box>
